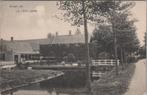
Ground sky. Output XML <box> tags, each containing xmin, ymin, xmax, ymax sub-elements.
<box><xmin>0</xmin><ymin>1</ymin><xmax>146</xmax><ymax>45</ymax></box>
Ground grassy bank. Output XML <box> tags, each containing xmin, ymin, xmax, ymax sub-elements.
<box><xmin>0</xmin><ymin>70</ymin><xmax>63</xmax><ymax>93</ymax></box>
<box><xmin>92</xmin><ymin>63</ymin><xmax>136</xmax><ymax>95</ymax></box>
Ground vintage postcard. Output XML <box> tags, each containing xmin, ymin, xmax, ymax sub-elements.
<box><xmin>0</xmin><ymin>0</ymin><xmax>146</xmax><ymax>95</ymax></box>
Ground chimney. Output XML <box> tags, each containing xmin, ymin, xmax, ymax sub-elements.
<box><xmin>11</xmin><ymin>37</ymin><xmax>14</xmax><ymax>42</ymax></box>
<box><xmin>56</xmin><ymin>32</ymin><xmax>58</xmax><ymax>36</ymax></box>
<box><xmin>75</xmin><ymin>28</ymin><xmax>81</xmax><ymax>35</ymax></box>
<box><xmin>69</xmin><ymin>30</ymin><xmax>72</xmax><ymax>35</ymax></box>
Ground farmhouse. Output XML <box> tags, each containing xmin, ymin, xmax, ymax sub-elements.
<box><xmin>40</xmin><ymin>32</ymin><xmax>86</xmax><ymax>62</ymax></box>
<box><xmin>0</xmin><ymin>37</ymin><xmax>53</xmax><ymax>64</ymax></box>
<box><xmin>0</xmin><ymin>31</ymin><xmax>93</xmax><ymax>64</ymax></box>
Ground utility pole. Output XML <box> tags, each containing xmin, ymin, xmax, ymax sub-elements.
<box><xmin>110</xmin><ymin>18</ymin><xmax>118</xmax><ymax>75</ymax></box>
<box><xmin>82</xmin><ymin>0</ymin><xmax>91</xmax><ymax>93</ymax></box>
<box><xmin>111</xmin><ymin>2</ymin><xmax>118</xmax><ymax>75</ymax></box>
<box><xmin>110</xmin><ymin>23</ymin><xmax>118</xmax><ymax>75</ymax></box>
<box><xmin>113</xmin><ymin>25</ymin><xmax>118</xmax><ymax>75</ymax></box>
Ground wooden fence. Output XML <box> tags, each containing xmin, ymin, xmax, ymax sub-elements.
<box><xmin>92</xmin><ymin>59</ymin><xmax>120</xmax><ymax>66</ymax></box>
<box><xmin>91</xmin><ymin>59</ymin><xmax>120</xmax><ymax>78</ymax></box>
<box><xmin>0</xmin><ymin>61</ymin><xmax>16</xmax><ymax>69</ymax></box>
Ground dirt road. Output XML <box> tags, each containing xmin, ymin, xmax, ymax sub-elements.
<box><xmin>124</xmin><ymin>59</ymin><xmax>146</xmax><ymax>95</ymax></box>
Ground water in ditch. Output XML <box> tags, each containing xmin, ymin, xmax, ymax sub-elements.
<box><xmin>13</xmin><ymin>83</ymin><xmax>88</xmax><ymax>95</ymax></box>
<box><xmin>13</xmin><ymin>80</ymin><xmax>90</xmax><ymax>95</ymax></box>
<box><xmin>13</xmin><ymin>71</ymin><xmax>91</xmax><ymax>95</ymax></box>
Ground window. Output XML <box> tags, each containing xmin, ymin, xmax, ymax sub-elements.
<box><xmin>0</xmin><ymin>53</ymin><xmax>5</xmax><ymax>61</ymax></box>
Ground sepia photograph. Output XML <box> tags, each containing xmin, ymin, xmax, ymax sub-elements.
<box><xmin>0</xmin><ymin>0</ymin><xmax>146</xmax><ymax>95</ymax></box>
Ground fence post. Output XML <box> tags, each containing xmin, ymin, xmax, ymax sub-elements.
<box><xmin>117</xmin><ymin>60</ymin><xmax>119</xmax><ymax>66</ymax></box>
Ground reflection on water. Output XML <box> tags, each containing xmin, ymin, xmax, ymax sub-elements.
<box><xmin>14</xmin><ymin>90</ymin><xmax>50</xmax><ymax>95</ymax></box>
<box><xmin>13</xmin><ymin>71</ymin><xmax>89</xmax><ymax>95</ymax></box>
<box><xmin>13</xmin><ymin>83</ymin><xmax>88</xmax><ymax>95</ymax></box>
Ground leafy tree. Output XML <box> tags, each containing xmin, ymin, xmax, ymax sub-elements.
<box><xmin>91</xmin><ymin>25</ymin><xmax>114</xmax><ymax>57</ymax></box>
<box><xmin>91</xmin><ymin>4</ymin><xmax>139</xmax><ymax>65</ymax></box>
<box><xmin>58</xmin><ymin>0</ymin><xmax>135</xmax><ymax>26</ymax></box>
<box><xmin>58</xmin><ymin>0</ymin><xmax>138</xmax><ymax>53</ymax></box>
<box><xmin>112</xmin><ymin>11</ymin><xmax>139</xmax><ymax>64</ymax></box>
<box><xmin>58</xmin><ymin>0</ymin><xmax>113</xmax><ymax>26</ymax></box>
<box><xmin>58</xmin><ymin>0</ymin><xmax>138</xmax><ymax>76</ymax></box>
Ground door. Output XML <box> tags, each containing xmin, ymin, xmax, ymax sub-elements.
<box><xmin>14</xmin><ymin>55</ymin><xmax>18</xmax><ymax>64</ymax></box>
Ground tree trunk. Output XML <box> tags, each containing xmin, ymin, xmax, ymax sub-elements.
<box><xmin>82</xmin><ymin>0</ymin><xmax>91</xmax><ymax>93</ymax></box>
<box><xmin>10</xmin><ymin>92</ymin><xmax>13</xmax><ymax>95</ymax></box>
<box><xmin>124</xmin><ymin>49</ymin><xmax>128</xmax><ymax>66</ymax></box>
<box><xmin>120</xmin><ymin>47</ymin><xmax>124</xmax><ymax>69</ymax></box>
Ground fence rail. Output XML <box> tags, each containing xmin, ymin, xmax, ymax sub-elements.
<box><xmin>92</xmin><ymin>59</ymin><xmax>120</xmax><ymax>66</ymax></box>
<box><xmin>91</xmin><ymin>59</ymin><xmax>120</xmax><ymax>78</ymax></box>
<box><xmin>0</xmin><ymin>61</ymin><xmax>16</xmax><ymax>69</ymax></box>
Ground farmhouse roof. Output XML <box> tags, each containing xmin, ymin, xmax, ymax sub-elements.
<box><xmin>15</xmin><ymin>38</ymin><xmax>54</xmax><ymax>51</ymax></box>
<box><xmin>52</xmin><ymin>34</ymin><xmax>90</xmax><ymax>44</ymax></box>
<box><xmin>5</xmin><ymin>41</ymin><xmax>35</xmax><ymax>54</ymax></box>
<box><xmin>1</xmin><ymin>38</ymin><xmax>53</xmax><ymax>54</ymax></box>
<box><xmin>1</xmin><ymin>33</ymin><xmax>90</xmax><ymax>54</ymax></box>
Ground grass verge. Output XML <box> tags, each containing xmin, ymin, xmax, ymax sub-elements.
<box><xmin>92</xmin><ymin>63</ymin><xmax>136</xmax><ymax>95</ymax></box>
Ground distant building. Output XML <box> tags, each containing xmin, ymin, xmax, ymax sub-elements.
<box><xmin>0</xmin><ymin>37</ymin><xmax>53</xmax><ymax>63</ymax></box>
<box><xmin>40</xmin><ymin>31</ymin><xmax>92</xmax><ymax>62</ymax></box>
<box><xmin>0</xmin><ymin>31</ymin><xmax>93</xmax><ymax>64</ymax></box>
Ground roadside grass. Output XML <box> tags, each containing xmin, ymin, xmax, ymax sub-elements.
<box><xmin>92</xmin><ymin>63</ymin><xmax>136</xmax><ymax>95</ymax></box>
